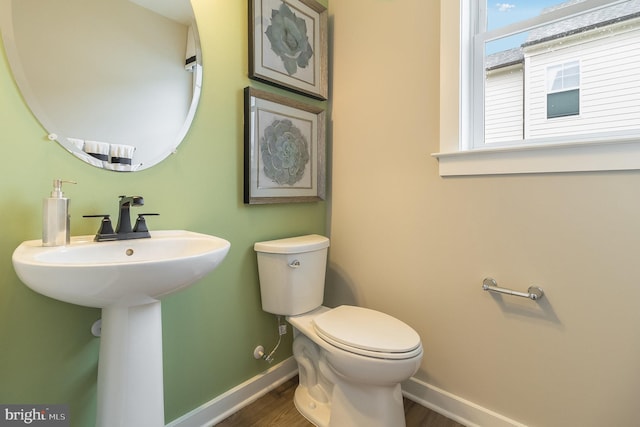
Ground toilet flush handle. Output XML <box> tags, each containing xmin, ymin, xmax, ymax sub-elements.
<box><xmin>289</xmin><ymin>260</ymin><xmax>301</xmax><ymax>268</ymax></box>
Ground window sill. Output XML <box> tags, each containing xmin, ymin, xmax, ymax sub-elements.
<box><xmin>432</xmin><ymin>139</ymin><xmax>640</xmax><ymax>176</ymax></box>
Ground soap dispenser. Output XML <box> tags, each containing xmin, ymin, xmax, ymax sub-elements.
<box><xmin>43</xmin><ymin>179</ymin><xmax>76</xmax><ymax>247</ymax></box>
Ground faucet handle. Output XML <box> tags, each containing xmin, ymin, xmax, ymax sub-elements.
<box><xmin>133</xmin><ymin>213</ymin><xmax>159</xmax><ymax>233</ymax></box>
<box><xmin>83</xmin><ymin>214</ymin><xmax>117</xmax><ymax>241</ymax></box>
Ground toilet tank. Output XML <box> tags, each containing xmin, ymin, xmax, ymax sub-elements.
<box><xmin>254</xmin><ymin>235</ymin><xmax>330</xmax><ymax>315</ymax></box>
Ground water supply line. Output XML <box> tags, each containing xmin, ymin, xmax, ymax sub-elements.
<box><xmin>255</xmin><ymin>315</ymin><xmax>287</xmax><ymax>364</ymax></box>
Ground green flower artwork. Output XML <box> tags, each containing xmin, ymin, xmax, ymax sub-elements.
<box><xmin>265</xmin><ymin>2</ymin><xmax>314</xmax><ymax>76</ymax></box>
<box><xmin>261</xmin><ymin>119</ymin><xmax>310</xmax><ymax>185</ymax></box>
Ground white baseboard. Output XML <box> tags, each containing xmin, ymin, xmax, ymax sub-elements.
<box><xmin>166</xmin><ymin>358</ymin><xmax>526</xmax><ymax>427</ymax></box>
<box><xmin>401</xmin><ymin>377</ymin><xmax>528</xmax><ymax>427</ymax></box>
<box><xmin>166</xmin><ymin>357</ymin><xmax>298</xmax><ymax>427</ymax></box>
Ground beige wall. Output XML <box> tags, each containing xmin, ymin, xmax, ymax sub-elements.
<box><xmin>328</xmin><ymin>1</ymin><xmax>640</xmax><ymax>426</ymax></box>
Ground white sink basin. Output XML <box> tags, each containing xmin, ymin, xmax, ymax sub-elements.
<box><xmin>12</xmin><ymin>230</ymin><xmax>230</xmax><ymax>308</ymax></box>
<box><xmin>12</xmin><ymin>229</ymin><xmax>231</xmax><ymax>427</ymax></box>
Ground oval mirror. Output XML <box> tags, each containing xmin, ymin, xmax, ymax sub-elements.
<box><xmin>0</xmin><ymin>0</ymin><xmax>201</xmax><ymax>171</ymax></box>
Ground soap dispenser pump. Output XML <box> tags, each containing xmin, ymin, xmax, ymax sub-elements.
<box><xmin>43</xmin><ymin>179</ymin><xmax>76</xmax><ymax>247</ymax></box>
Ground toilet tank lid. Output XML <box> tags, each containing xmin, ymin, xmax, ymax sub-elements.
<box><xmin>254</xmin><ymin>234</ymin><xmax>330</xmax><ymax>254</ymax></box>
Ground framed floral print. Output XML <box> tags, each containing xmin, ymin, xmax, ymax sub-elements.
<box><xmin>249</xmin><ymin>0</ymin><xmax>328</xmax><ymax>100</ymax></box>
<box><xmin>244</xmin><ymin>87</ymin><xmax>326</xmax><ymax>204</ymax></box>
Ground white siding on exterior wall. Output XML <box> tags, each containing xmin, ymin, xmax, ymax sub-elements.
<box><xmin>485</xmin><ymin>64</ymin><xmax>524</xmax><ymax>143</ymax></box>
<box><xmin>524</xmin><ymin>21</ymin><xmax>640</xmax><ymax>140</ymax></box>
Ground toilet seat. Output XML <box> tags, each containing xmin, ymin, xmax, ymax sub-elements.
<box><xmin>312</xmin><ymin>305</ymin><xmax>422</xmax><ymax>360</ymax></box>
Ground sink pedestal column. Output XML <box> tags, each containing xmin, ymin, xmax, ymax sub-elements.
<box><xmin>96</xmin><ymin>301</ymin><xmax>165</xmax><ymax>427</ymax></box>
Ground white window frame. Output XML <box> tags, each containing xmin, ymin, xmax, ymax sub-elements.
<box><xmin>434</xmin><ymin>0</ymin><xmax>640</xmax><ymax>176</ymax></box>
<box><xmin>545</xmin><ymin>59</ymin><xmax>582</xmax><ymax>120</ymax></box>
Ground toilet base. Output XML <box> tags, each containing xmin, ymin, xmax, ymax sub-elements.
<box><xmin>292</xmin><ymin>332</ymin><xmax>409</xmax><ymax>427</ymax></box>
<box><xmin>294</xmin><ymin>384</ymin><xmax>330</xmax><ymax>426</ymax></box>
<box><xmin>327</xmin><ymin>380</ymin><xmax>406</xmax><ymax>427</ymax></box>
<box><xmin>293</xmin><ymin>374</ymin><xmax>407</xmax><ymax>427</ymax></box>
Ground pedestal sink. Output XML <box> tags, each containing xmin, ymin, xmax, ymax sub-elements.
<box><xmin>12</xmin><ymin>230</ymin><xmax>231</xmax><ymax>427</ymax></box>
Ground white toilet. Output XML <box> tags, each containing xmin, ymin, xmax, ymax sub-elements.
<box><xmin>254</xmin><ymin>234</ymin><xmax>423</xmax><ymax>427</ymax></box>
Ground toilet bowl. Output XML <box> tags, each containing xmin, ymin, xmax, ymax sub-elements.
<box><xmin>289</xmin><ymin>306</ymin><xmax>423</xmax><ymax>427</ymax></box>
<box><xmin>254</xmin><ymin>235</ymin><xmax>423</xmax><ymax>427</ymax></box>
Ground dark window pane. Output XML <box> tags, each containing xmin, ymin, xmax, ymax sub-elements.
<box><xmin>547</xmin><ymin>89</ymin><xmax>579</xmax><ymax>118</ymax></box>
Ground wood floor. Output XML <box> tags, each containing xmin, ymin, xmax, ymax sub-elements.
<box><xmin>215</xmin><ymin>376</ymin><xmax>464</xmax><ymax>427</ymax></box>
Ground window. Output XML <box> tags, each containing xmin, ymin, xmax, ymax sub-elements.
<box><xmin>546</xmin><ymin>61</ymin><xmax>580</xmax><ymax>118</ymax></box>
<box><xmin>434</xmin><ymin>0</ymin><xmax>640</xmax><ymax>176</ymax></box>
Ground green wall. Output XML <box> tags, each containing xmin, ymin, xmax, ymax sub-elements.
<box><xmin>0</xmin><ymin>1</ymin><xmax>327</xmax><ymax>425</ymax></box>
